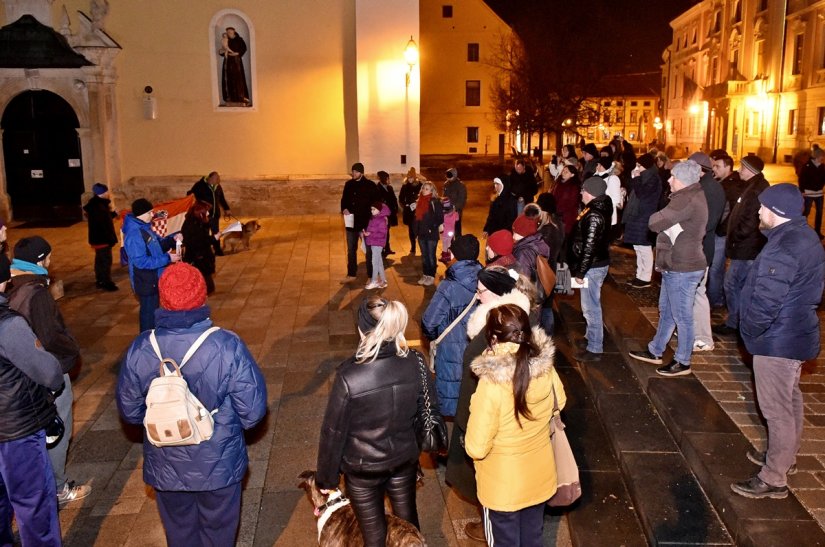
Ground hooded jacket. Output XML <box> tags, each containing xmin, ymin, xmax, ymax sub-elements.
<box><xmin>649</xmin><ymin>182</ymin><xmax>707</xmax><ymax>272</ymax></box>
<box><xmin>363</xmin><ymin>203</ymin><xmax>391</xmax><ymax>247</ymax></box>
<box><xmin>116</xmin><ymin>306</ymin><xmax>267</xmax><ymax>492</ymax></box>
<box><xmin>421</xmin><ymin>259</ymin><xmax>482</xmax><ymax>416</ymax></box>
<box><xmin>740</xmin><ymin>218</ymin><xmax>825</xmax><ymax>360</ymax></box>
<box><xmin>465</xmin><ymin>328</ymin><xmax>565</xmax><ymax>511</ymax></box>
<box><xmin>122</xmin><ymin>214</ymin><xmax>174</xmax><ymax>296</ymax></box>
<box><xmin>569</xmin><ymin>194</ymin><xmax>612</xmax><ymax>278</ymax></box>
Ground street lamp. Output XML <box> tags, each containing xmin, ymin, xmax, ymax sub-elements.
<box><xmin>404</xmin><ymin>35</ymin><xmax>418</xmax><ymax>87</ymax></box>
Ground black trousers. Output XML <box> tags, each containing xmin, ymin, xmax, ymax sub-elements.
<box><xmin>94</xmin><ymin>245</ymin><xmax>113</xmax><ymax>284</ymax></box>
<box><xmin>345</xmin><ymin>460</ymin><xmax>420</xmax><ymax>547</ymax></box>
<box><xmin>156</xmin><ymin>482</ymin><xmax>241</xmax><ymax>547</ymax></box>
<box><xmin>346</xmin><ymin>229</ymin><xmax>373</xmax><ymax>278</ymax></box>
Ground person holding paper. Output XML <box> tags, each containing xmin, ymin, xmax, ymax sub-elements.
<box><xmin>340</xmin><ymin>163</ymin><xmax>377</xmax><ymax>282</ymax></box>
<box><xmin>629</xmin><ymin>160</ymin><xmax>707</xmax><ymax>377</ymax></box>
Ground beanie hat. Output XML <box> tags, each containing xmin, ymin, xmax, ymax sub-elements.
<box><xmin>0</xmin><ymin>253</ymin><xmax>10</xmax><ymax>284</ymax></box>
<box><xmin>582</xmin><ymin>176</ymin><xmax>607</xmax><ymax>197</ymax></box>
<box><xmin>351</xmin><ymin>162</ymin><xmax>365</xmax><ymax>174</ymax></box>
<box><xmin>670</xmin><ymin>160</ymin><xmax>702</xmax><ymax>186</ymax></box>
<box><xmin>477</xmin><ymin>267</ymin><xmax>517</xmax><ymax>296</ymax></box>
<box><xmin>159</xmin><ymin>263</ymin><xmax>207</xmax><ymax>311</ymax></box>
<box><xmin>377</xmin><ymin>170</ymin><xmax>389</xmax><ymax>180</ymax></box>
<box><xmin>92</xmin><ymin>182</ymin><xmax>108</xmax><ymax>196</ymax></box>
<box><xmin>637</xmin><ymin>154</ymin><xmax>656</xmax><ymax>170</ymax></box>
<box><xmin>688</xmin><ymin>152</ymin><xmax>712</xmax><ymax>171</ymax></box>
<box><xmin>487</xmin><ymin>229</ymin><xmax>514</xmax><ymax>256</ymax></box>
<box><xmin>14</xmin><ymin>236</ymin><xmax>51</xmax><ymax>264</ymax></box>
<box><xmin>512</xmin><ymin>214</ymin><xmax>538</xmax><ymax>237</ymax></box>
<box><xmin>582</xmin><ymin>143</ymin><xmax>598</xmax><ymax>157</ymax></box>
<box><xmin>741</xmin><ymin>155</ymin><xmax>765</xmax><ymax>175</ymax></box>
<box><xmin>131</xmin><ymin>198</ymin><xmax>153</xmax><ymax>217</ymax></box>
<box><xmin>371</xmin><ymin>200</ymin><xmax>384</xmax><ymax>211</ymax></box>
<box><xmin>536</xmin><ymin>193</ymin><xmax>557</xmax><ymax>214</ymax></box>
<box><xmin>357</xmin><ymin>297</ymin><xmax>388</xmax><ymax>334</ymax></box>
<box><xmin>450</xmin><ymin>234</ymin><xmax>479</xmax><ymax>261</ymax></box>
<box><xmin>758</xmin><ymin>183</ymin><xmax>804</xmax><ymax>219</ymax></box>
<box><xmin>597</xmin><ymin>157</ymin><xmax>613</xmax><ymax>171</ymax></box>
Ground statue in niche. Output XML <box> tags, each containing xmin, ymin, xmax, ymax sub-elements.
<box><xmin>220</xmin><ymin>27</ymin><xmax>250</xmax><ymax>106</ymax></box>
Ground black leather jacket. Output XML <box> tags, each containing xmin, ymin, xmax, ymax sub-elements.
<box><xmin>569</xmin><ymin>194</ymin><xmax>612</xmax><ymax>278</ymax></box>
<box><xmin>316</xmin><ymin>345</ymin><xmax>426</xmax><ymax>489</ymax></box>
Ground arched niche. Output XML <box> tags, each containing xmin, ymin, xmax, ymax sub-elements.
<box><xmin>209</xmin><ymin>9</ymin><xmax>257</xmax><ymax>111</ymax></box>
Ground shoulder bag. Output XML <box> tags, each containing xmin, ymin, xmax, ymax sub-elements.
<box><xmin>547</xmin><ymin>381</ymin><xmax>581</xmax><ymax>507</ymax></box>
<box><xmin>429</xmin><ymin>295</ymin><xmax>477</xmax><ymax>372</ymax></box>
<box><xmin>536</xmin><ymin>255</ymin><xmax>556</xmax><ymax>296</ymax></box>
<box><xmin>413</xmin><ymin>351</ymin><xmax>449</xmax><ymax>454</ymax></box>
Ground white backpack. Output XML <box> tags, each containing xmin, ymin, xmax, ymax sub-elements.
<box><xmin>143</xmin><ymin>327</ymin><xmax>220</xmax><ymax>447</ymax></box>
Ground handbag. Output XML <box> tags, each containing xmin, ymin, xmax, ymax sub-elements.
<box><xmin>429</xmin><ymin>296</ymin><xmax>477</xmax><ymax>372</ymax></box>
<box><xmin>554</xmin><ymin>262</ymin><xmax>573</xmax><ymax>295</ymax></box>
<box><xmin>547</xmin><ymin>382</ymin><xmax>581</xmax><ymax>507</ymax></box>
<box><xmin>413</xmin><ymin>351</ymin><xmax>449</xmax><ymax>454</ymax></box>
<box><xmin>536</xmin><ymin>255</ymin><xmax>556</xmax><ymax>296</ymax></box>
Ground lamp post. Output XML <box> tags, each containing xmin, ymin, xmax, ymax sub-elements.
<box><xmin>404</xmin><ymin>36</ymin><xmax>418</xmax><ymax>169</ymax></box>
<box><xmin>404</xmin><ymin>36</ymin><xmax>418</xmax><ymax>88</ymax></box>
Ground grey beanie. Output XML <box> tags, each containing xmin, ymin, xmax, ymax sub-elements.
<box><xmin>582</xmin><ymin>176</ymin><xmax>607</xmax><ymax>197</ymax></box>
<box><xmin>670</xmin><ymin>160</ymin><xmax>702</xmax><ymax>186</ymax></box>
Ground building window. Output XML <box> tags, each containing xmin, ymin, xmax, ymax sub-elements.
<box><xmin>644</xmin><ymin>100</ymin><xmax>651</xmax><ymax>107</ymax></box>
<box><xmin>758</xmin><ymin>0</ymin><xmax>768</xmax><ymax>11</ymax></box>
<box><xmin>616</xmin><ymin>110</ymin><xmax>624</xmax><ymax>123</ymax></box>
<box><xmin>617</xmin><ymin>100</ymin><xmax>624</xmax><ymax>107</ymax></box>
<box><xmin>711</xmin><ymin>56</ymin><xmax>719</xmax><ymax>83</ymax></box>
<box><xmin>465</xmin><ymin>80</ymin><xmax>480</xmax><ymax>106</ymax></box>
<box><xmin>630</xmin><ymin>101</ymin><xmax>638</xmax><ymax>107</ymax></box>
<box><xmin>754</xmin><ymin>39</ymin><xmax>765</xmax><ymax>76</ymax></box>
<box><xmin>603</xmin><ymin>110</ymin><xmax>611</xmax><ymax>123</ymax></box>
<box><xmin>713</xmin><ymin>11</ymin><xmax>721</xmax><ymax>33</ymax></box>
<box><xmin>731</xmin><ymin>48</ymin><xmax>739</xmax><ymax>74</ymax></box>
<box><xmin>467</xmin><ymin>43</ymin><xmax>479</xmax><ymax>62</ymax></box>
<box><xmin>467</xmin><ymin>127</ymin><xmax>479</xmax><ymax>143</ymax></box>
<box><xmin>629</xmin><ymin>111</ymin><xmax>638</xmax><ymax>124</ymax></box>
<box><xmin>734</xmin><ymin>0</ymin><xmax>741</xmax><ymax>23</ymax></box>
<box><xmin>602</xmin><ymin>100</ymin><xmax>611</xmax><ymax>106</ymax></box>
<box><xmin>793</xmin><ymin>34</ymin><xmax>804</xmax><ymax>75</ymax></box>
<box><xmin>788</xmin><ymin>109</ymin><xmax>797</xmax><ymax>135</ymax></box>
<box><xmin>442</xmin><ymin>5</ymin><xmax>453</xmax><ymax>18</ymax></box>
<box><xmin>819</xmin><ymin>107</ymin><xmax>825</xmax><ymax>135</ymax></box>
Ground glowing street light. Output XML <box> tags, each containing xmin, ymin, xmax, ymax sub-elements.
<box><xmin>404</xmin><ymin>36</ymin><xmax>418</xmax><ymax>87</ymax></box>
<box><xmin>688</xmin><ymin>104</ymin><xmax>700</xmax><ymax>115</ymax></box>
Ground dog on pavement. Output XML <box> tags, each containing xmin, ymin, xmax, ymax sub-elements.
<box><xmin>297</xmin><ymin>470</ymin><xmax>426</xmax><ymax>546</ymax></box>
<box><xmin>221</xmin><ymin>220</ymin><xmax>261</xmax><ymax>254</ymax></box>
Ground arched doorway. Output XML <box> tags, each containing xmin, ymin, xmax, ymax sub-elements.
<box><xmin>2</xmin><ymin>90</ymin><xmax>84</xmax><ymax>221</ymax></box>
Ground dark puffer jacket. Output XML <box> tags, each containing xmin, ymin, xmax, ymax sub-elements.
<box><xmin>83</xmin><ymin>195</ymin><xmax>118</xmax><ymax>247</ymax></box>
<box><xmin>569</xmin><ymin>194</ymin><xmax>613</xmax><ymax>278</ymax></box>
<box><xmin>0</xmin><ymin>296</ymin><xmax>63</xmax><ymax>442</ymax></box>
<box><xmin>622</xmin><ymin>168</ymin><xmax>662</xmax><ymax>246</ymax></box>
<box><xmin>116</xmin><ymin>307</ymin><xmax>267</xmax><ymax>492</ymax></box>
<box><xmin>725</xmin><ymin>174</ymin><xmax>768</xmax><ymax>260</ymax></box>
<box><xmin>421</xmin><ymin>259</ymin><xmax>482</xmax><ymax>416</ymax></box>
<box><xmin>513</xmin><ymin>233</ymin><xmax>550</xmax><ymax>282</ymax></box>
<box><xmin>414</xmin><ymin>198</ymin><xmax>444</xmax><ymax>240</ymax></box>
<box><xmin>316</xmin><ymin>345</ymin><xmax>426</xmax><ymax>489</ymax></box>
<box><xmin>740</xmin><ymin>218</ymin><xmax>825</xmax><ymax>361</ymax></box>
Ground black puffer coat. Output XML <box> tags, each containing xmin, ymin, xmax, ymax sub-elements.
<box><xmin>569</xmin><ymin>194</ymin><xmax>612</xmax><ymax>278</ymax></box>
<box><xmin>622</xmin><ymin>168</ymin><xmax>661</xmax><ymax>246</ymax></box>
<box><xmin>316</xmin><ymin>345</ymin><xmax>427</xmax><ymax>489</ymax></box>
<box><xmin>725</xmin><ymin>174</ymin><xmax>768</xmax><ymax>260</ymax></box>
<box><xmin>83</xmin><ymin>195</ymin><xmax>118</xmax><ymax>246</ymax></box>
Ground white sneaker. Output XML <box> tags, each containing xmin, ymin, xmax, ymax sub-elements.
<box><xmin>365</xmin><ymin>281</ymin><xmax>379</xmax><ymax>289</ymax></box>
<box><xmin>423</xmin><ymin>276</ymin><xmax>435</xmax><ymax>286</ymax></box>
<box><xmin>417</xmin><ymin>276</ymin><xmax>427</xmax><ymax>285</ymax></box>
<box><xmin>57</xmin><ymin>481</ymin><xmax>91</xmax><ymax>504</ymax></box>
<box><xmin>693</xmin><ymin>340</ymin><xmax>714</xmax><ymax>352</ymax></box>
<box><xmin>378</xmin><ymin>280</ymin><xmax>388</xmax><ymax>288</ymax></box>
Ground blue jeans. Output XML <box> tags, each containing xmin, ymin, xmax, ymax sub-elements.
<box><xmin>723</xmin><ymin>259</ymin><xmax>754</xmax><ymax>329</ymax></box>
<box><xmin>49</xmin><ymin>374</ymin><xmax>72</xmax><ymax>490</ymax></box>
<box><xmin>707</xmin><ymin>235</ymin><xmax>726</xmax><ymax>308</ymax></box>
<box><xmin>649</xmin><ymin>269</ymin><xmax>704</xmax><ymax>365</ymax></box>
<box><xmin>419</xmin><ymin>238</ymin><xmax>438</xmax><ymax>276</ymax></box>
<box><xmin>804</xmin><ymin>195</ymin><xmax>823</xmax><ymax>236</ymax></box>
<box><xmin>580</xmin><ymin>266</ymin><xmax>609</xmax><ymax>353</ymax></box>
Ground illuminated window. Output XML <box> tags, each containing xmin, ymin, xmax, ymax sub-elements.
<box><xmin>788</xmin><ymin>109</ymin><xmax>797</xmax><ymax>135</ymax></box>
<box><xmin>793</xmin><ymin>34</ymin><xmax>804</xmax><ymax>75</ymax></box>
<box><xmin>754</xmin><ymin>39</ymin><xmax>765</xmax><ymax>76</ymax></box>
<box><xmin>465</xmin><ymin>80</ymin><xmax>480</xmax><ymax>106</ymax></box>
<box><xmin>442</xmin><ymin>5</ymin><xmax>453</xmax><ymax>18</ymax></box>
<box><xmin>467</xmin><ymin>127</ymin><xmax>479</xmax><ymax>143</ymax></box>
<box><xmin>819</xmin><ymin>107</ymin><xmax>825</xmax><ymax>135</ymax></box>
<box><xmin>467</xmin><ymin>43</ymin><xmax>479</xmax><ymax>62</ymax></box>
<box><xmin>630</xmin><ymin>111</ymin><xmax>638</xmax><ymax>124</ymax></box>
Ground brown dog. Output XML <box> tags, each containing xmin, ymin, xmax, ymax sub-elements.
<box><xmin>297</xmin><ymin>470</ymin><xmax>426</xmax><ymax>546</ymax></box>
<box><xmin>221</xmin><ymin>220</ymin><xmax>261</xmax><ymax>253</ymax></box>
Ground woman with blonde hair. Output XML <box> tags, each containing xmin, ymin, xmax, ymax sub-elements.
<box><xmin>414</xmin><ymin>181</ymin><xmax>444</xmax><ymax>286</ymax></box>
<box><xmin>316</xmin><ymin>296</ymin><xmax>428</xmax><ymax>545</ymax></box>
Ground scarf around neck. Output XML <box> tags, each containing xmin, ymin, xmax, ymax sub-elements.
<box><xmin>11</xmin><ymin>259</ymin><xmax>48</xmax><ymax>276</ymax></box>
<box><xmin>415</xmin><ymin>193</ymin><xmax>432</xmax><ymax>221</ymax></box>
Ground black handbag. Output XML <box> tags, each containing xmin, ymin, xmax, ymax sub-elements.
<box><xmin>413</xmin><ymin>351</ymin><xmax>448</xmax><ymax>454</ymax></box>
<box><xmin>45</xmin><ymin>413</ymin><xmax>65</xmax><ymax>449</ymax></box>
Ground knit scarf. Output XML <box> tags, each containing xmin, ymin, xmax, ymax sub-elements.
<box><xmin>10</xmin><ymin>258</ymin><xmax>48</xmax><ymax>276</ymax></box>
<box><xmin>415</xmin><ymin>193</ymin><xmax>432</xmax><ymax>221</ymax></box>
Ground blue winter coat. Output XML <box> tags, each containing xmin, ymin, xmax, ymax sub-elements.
<box><xmin>740</xmin><ymin>218</ymin><xmax>825</xmax><ymax>361</ymax></box>
<box><xmin>421</xmin><ymin>259</ymin><xmax>481</xmax><ymax>416</ymax></box>
<box><xmin>116</xmin><ymin>306</ymin><xmax>268</xmax><ymax>491</ymax></box>
<box><xmin>622</xmin><ymin>168</ymin><xmax>662</xmax><ymax>246</ymax></box>
<box><xmin>122</xmin><ymin>214</ymin><xmax>174</xmax><ymax>296</ymax></box>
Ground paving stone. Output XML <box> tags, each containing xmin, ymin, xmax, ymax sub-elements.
<box><xmin>565</xmin><ymin>470</ymin><xmax>646</xmax><ymax>547</ymax></box>
<box><xmin>595</xmin><ymin>393</ymin><xmax>678</xmax><ymax>453</ymax></box>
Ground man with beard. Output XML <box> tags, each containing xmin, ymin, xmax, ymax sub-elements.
<box><xmin>341</xmin><ymin>163</ymin><xmax>377</xmax><ymax>282</ymax></box>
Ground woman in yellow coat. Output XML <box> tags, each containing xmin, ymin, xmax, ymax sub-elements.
<box><xmin>465</xmin><ymin>303</ymin><xmax>566</xmax><ymax>546</ymax></box>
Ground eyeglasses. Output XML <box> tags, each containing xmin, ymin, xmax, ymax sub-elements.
<box><xmin>476</xmin><ymin>287</ymin><xmax>488</xmax><ymax>295</ymax></box>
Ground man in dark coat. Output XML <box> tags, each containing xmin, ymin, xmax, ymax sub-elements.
<box><xmin>799</xmin><ymin>147</ymin><xmax>825</xmax><ymax>238</ymax></box>
<box><xmin>376</xmin><ymin>170</ymin><xmax>399</xmax><ymax>256</ymax></box>
<box><xmin>731</xmin><ymin>184</ymin><xmax>825</xmax><ymax>499</ymax></box>
<box><xmin>341</xmin><ymin>162</ymin><xmax>377</xmax><ymax>281</ymax></box>
<box><xmin>623</xmin><ymin>154</ymin><xmax>662</xmax><ymax>288</ymax></box>
<box><xmin>708</xmin><ymin>154</ymin><xmax>746</xmax><ymax>308</ymax></box>
<box><xmin>482</xmin><ymin>177</ymin><xmax>518</xmax><ymax>238</ymax></box>
<box><xmin>83</xmin><ymin>182</ymin><xmax>118</xmax><ymax>291</ymax></box>
<box><xmin>714</xmin><ymin>155</ymin><xmax>768</xmax><ymax>336</ymax></box>
<box><xmin>507</xmin><ymin>159</ymin><xmax>538</xmax><ymax>214</ymax></box>
<box><xmin>187</xmin><ymin>171</ymin><xmax>231</xmax><ymax>255</ymax></box>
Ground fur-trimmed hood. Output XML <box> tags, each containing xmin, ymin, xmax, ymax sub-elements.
<box><xmin>466</xmin><ymin>290</ymin><xmax>531</xmax><ymax>339</ymax></box>
<box><xmin>470</xmin><ymin>327</ymin><xmax>555</xmax><ymax>385</ymax></box>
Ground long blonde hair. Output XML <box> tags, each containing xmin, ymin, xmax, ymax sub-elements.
<box><xmin>355</xmin><ymin>296</ymin><xmax>410</xmax><ymax>363</ymax></box>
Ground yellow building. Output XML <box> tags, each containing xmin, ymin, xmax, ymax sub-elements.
<box><xmin>581</xmin><ymin>73</ymin><xmax>661</xmax><ymax>150</ymax></box>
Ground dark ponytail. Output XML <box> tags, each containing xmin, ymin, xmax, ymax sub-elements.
<box><xmin>485</xmin><ymin>304</ymin><xmax>540</xmax><ymax>427</ymax></box>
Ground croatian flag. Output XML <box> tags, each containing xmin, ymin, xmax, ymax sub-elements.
<box><xmin>119</xmin><ymin>195</ymin><xmax>195</xmax><ymax>239</ymax></box>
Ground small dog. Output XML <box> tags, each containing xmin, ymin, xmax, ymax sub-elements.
<box><xmin>222</xmin><ymin>220</ymin><xmax>261</xmax><ymax>253</ymax></box>
<box><xmin>297</xmin><ymin>470</ymin><xmax>426</xmax><ymax>547</ymax></box>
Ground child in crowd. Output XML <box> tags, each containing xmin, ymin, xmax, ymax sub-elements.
<box><xmin>363</xmin><ymin>201</ymin><xmax>390</xmax><ymax>289</ymax></box>
<box><xmin>440</xmin><ymin>197</ymin><xmax>459</xmax><ymax>265</ymax></box>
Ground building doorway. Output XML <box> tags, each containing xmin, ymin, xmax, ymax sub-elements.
<box><xmin>2</xmin><ymin>90</ymin><xmax>84</xmax><ymax>221</ymax></box>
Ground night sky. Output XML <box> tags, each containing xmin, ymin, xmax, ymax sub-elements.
<box><xmin>484</xmin><ymin>0</ymin><xmax>700</xmax><ymax>74</ymax></box>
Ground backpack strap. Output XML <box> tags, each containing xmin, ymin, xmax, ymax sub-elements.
<box><xmin>148</xmin><ymin>327</ymin><xmax>221</xmax><ymax>373</ymax></box>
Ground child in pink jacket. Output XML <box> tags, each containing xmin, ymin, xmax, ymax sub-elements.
<box><xmin>363</xmin><ymin>201</ymin><xmax>390</xmax><ymax>289</ymax></box>
<box><xmin>440</xmin><ymin>197</ymin><xmax>459</xmax><ymax>265</ymax></box>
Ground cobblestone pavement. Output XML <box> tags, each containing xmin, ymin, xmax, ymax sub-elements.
<box><xmin>608</xmin><ymin>242</ymin><xmax>825</xmax><ymax>528</ymax></box>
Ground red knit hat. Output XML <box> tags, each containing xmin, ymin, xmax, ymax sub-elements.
<box><xmin>487</xmin><ymin>229</ymin><xmax>514</xmax><ymax>256</ymax></box>
<box><xmin>159</xmin><ymin>263</ymin><xmax>207</xmax><ymax>311</ymax></box>
<box><xmin>512</xmin><ymin>215</ymin><xmax>538</xmax><ymax>237</ymax></box>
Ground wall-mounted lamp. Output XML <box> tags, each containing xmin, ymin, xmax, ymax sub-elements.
<box><xmin>143</xmin><ymin>85</ymin><xmax>157</xmax><ymax>120</ymax></box>
<box><xmin>404</xmin><ymin>35</ymin><xmax>418</xmax><ymax>87</ymax></box>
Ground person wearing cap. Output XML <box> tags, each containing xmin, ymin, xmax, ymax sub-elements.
<box><xmin>0</xmin><ymin>252</ymin><xmax>64</xmax><ymax>545</ymax></box>
<box><xmin>629</xmin><ymin>160</ymin><xmax>708</xmax><ymax>376</ymax></box>
<box><xmin>482</xmin><ymin>177</ymin><xmax>518</xmax><ymax>239</ymax></box>
<box><xmin>623</xmin><ymin>154</ymin><xmax>662</xmax><ymax>289</ymax></box>
<box><xmin>422</xmin><ymin>234</ymin><xmax>482</xmax><ymax>416</ymax></box>
<box><xmin>798</xmin><ymin>147</ymin><xmax>825</xmax><ymax>238</ymax></box>
<box><xmin>6</xmin><ymin>236</ymin><xmax>87</xmax><ymax>505</ymax></box>
<box><xmin>117</xmin><ymin>263</ymin><xmax>267</xmax><ymax>545</ymax></box>
<box><xmin>569</xmin><ymin>176</ymin><xmax>613</xmax><ymax>362</ymax></box>
<box><xmin>444</xmin><ymin>167</ymin><xmax>467</xmax><ymax>238</ymax></box>
<box><xmin>123</xmin><ymin>198</ymin><xmax>182</xmax><ymax>332</ymax></box>
<box><xmin>708</xmin><ymin>154</ymin><xmax>746</xmax><ymax>308</ymax></box>
<box><xmin>376</xmin><ymin>170</ymin><xmax>399</xmax><ymax>257</ymax></box>
<box><xmin>730</xmin><ymin>184</ymin><xmax>825</xmax><ymax>499</ymax></box>
<box><xmin>511</xmin><ymin>214</ymin><xmax>549</xmax><ymax>283</ymax></box>
<box><xmin>187</xmin><ymin>171</ymin><xmax>231</xmax><ymax>256</ymax></box>
<box><xmin>83</xmin><ymin>182</ymin><xmax>119</xmax><ymax>291</ymax></box>
<box><xmin>341</xmin><ymin>162</ymin><xmax>378</xmax><ymax>282</ymax></box>
<box><xmin>485</xmin><ymin>229</ymin><xmax>516</xmax><ymax>268</ymax></box>
<box><xmin>399</xmin><ymin>168</ymin><xmax>423</xmax><ymax>255</ymax></box>
<box><xmin>713</xmin><ymin>155</ymin><xmax>769</xmax><ymax>338</ymax></box>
